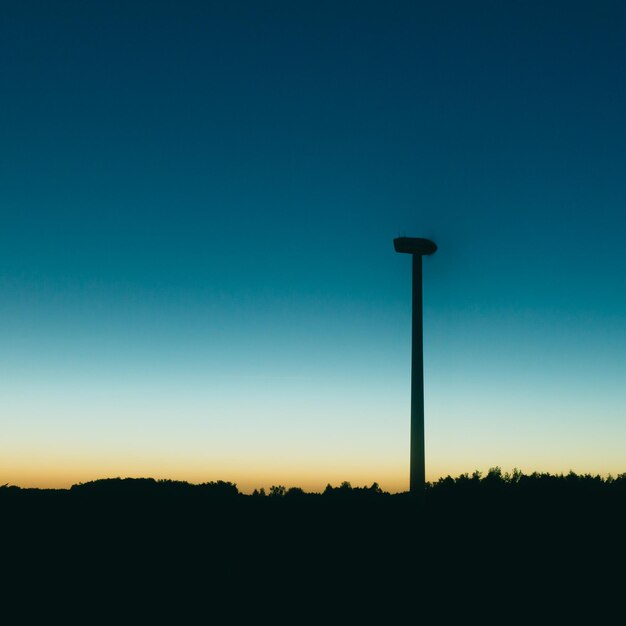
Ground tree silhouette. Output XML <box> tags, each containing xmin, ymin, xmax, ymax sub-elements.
<box><xmin>269</xmin><ymin>485</ymin><xmax>286</xmax><ymax>497</ymax></box>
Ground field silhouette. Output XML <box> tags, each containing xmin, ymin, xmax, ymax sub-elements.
<box><xmin>5</xmin><ymin>468</ymin><xmax>625</xmax><ymax>552</ymax></box>
<box><xmin>3</xmin><ymin>468</ymin><xmax>624</xmax><ymax>618</ymax></box>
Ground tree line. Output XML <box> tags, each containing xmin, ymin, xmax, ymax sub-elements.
<box><xmin>2</xmin><ymin>468</ymin><xmax>625</xmax><ymax>498</ymax></box>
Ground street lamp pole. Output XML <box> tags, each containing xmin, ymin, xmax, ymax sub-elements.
<box><xmin>394</xmin><ymin>237</ymin><xmax>437</xmax><ymax>494</ymax></box>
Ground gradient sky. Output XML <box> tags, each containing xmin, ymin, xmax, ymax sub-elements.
<box><xmin>2</xmin><ymin>1</ymin><xmax>625</xmax><ymax>492</ymax></box>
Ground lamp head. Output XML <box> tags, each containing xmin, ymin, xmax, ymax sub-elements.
<box><xmin>393</xmin><ymin>237</ymin><xmax>437</xmax><ymax>255</ymax></box>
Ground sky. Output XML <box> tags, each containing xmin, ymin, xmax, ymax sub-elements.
<box><xmin>1</xmin><ymin>0</ymin><xmax>625</xmax><ymax>492</ymax></box>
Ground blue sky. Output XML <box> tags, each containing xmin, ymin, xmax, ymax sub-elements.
<box><xmin>1</xmin><ymin>1</ymin><xmax>625</xmax><ymax>490</ymax></box>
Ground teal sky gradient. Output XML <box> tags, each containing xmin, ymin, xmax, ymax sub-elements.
<box><xmin>1</xmin><ymin>1</ymin><xmax>625</xmax><ymax>490</ymax></box>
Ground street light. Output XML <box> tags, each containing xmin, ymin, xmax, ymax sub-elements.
<box><xmin>394</xmin><ymin>237</ymin><xmax>437</xmax><ymax>493</ymax></box>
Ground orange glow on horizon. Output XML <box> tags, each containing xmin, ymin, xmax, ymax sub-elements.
<box><xmin>4</xmin><ymin>459</ymin><xmax>622</xmax><ymax>494</ymax></box>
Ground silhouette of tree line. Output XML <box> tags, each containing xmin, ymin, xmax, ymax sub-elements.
<box><xmin>3</xmin><ymin>466</ymin><xmax>623</xmax><ymax>613</ymax></box>
<box><xmin>2</xmin><ymin>468</ymin><xmax>625</xmax><ymax>499</ymax></box>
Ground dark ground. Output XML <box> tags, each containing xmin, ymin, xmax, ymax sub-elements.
<box><xmin>2</xmin><ymin>471</ymin><xmax>624</xmax><ymax>621</ymax></box>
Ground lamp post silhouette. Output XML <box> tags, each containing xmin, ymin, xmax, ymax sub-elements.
<box><xmin>394</xmin><ymin>237</ymin><xmax>437</xmax><ymax>494</ymax></box>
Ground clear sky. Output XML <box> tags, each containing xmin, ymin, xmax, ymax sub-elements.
<box><xmin>2</xmin><ymin>1</ymin><xmax>625</xmax><ymax>492</ymax></box>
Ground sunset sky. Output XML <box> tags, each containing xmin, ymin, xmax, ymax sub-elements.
<box><xmin>2</xmin><ymin>1</ymin><xmax>625</xmax><ymax>492</ymax></box>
